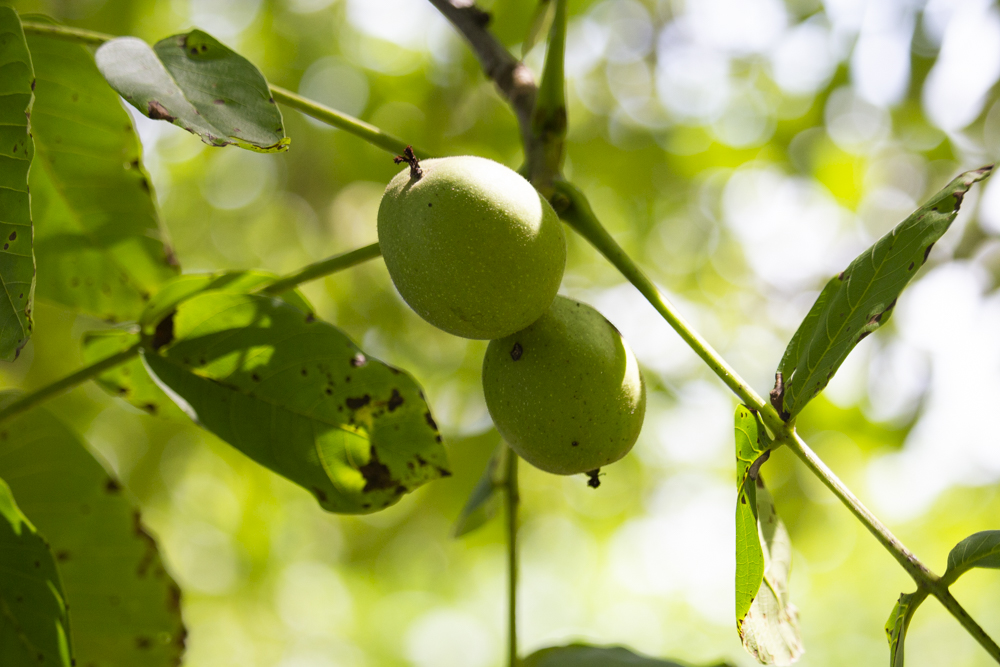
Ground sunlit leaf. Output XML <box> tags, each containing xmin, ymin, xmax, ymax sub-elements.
<box><xmin>733</xmin><ymin>406</ymin><xmax>802</xmax><ymax>665</ymax></box>
<box><xmin>0</xmin><ymin>476</ymin><xmax>72</xmax><ymax>667</ymax></box>
<box><xmin>82</xmin><ymin>271</ymin><xmax>312</xmax><ymax>419</ymax></box>
<box><xmin>81</xmin><ymin>328</ymin><xmax>187</xmax><ymax>420</ymax></box>
<box><xmin>0</xmin><ymin>8</ymin><xmax>35</xmax><ymax>360</ymax></box>
<box><xmin>95</xmin><ymin>32</ymin><xmax>288</xmax><ymax>152</ymax></box>
<box><xmin>142</xmin><ymin>291</ymin><xmax>450</xmax><ymax>514</ymax></box>
<box><xmin>522</xmin><ymin>644</ymin><xmax>728</xmax><ymax>666</ymax></box>
<box><xmin>942</xmin><ymin>530</ymin><xmax>1000</xmax><ymax>586</ymax></box>
<box><xmin>138</xmin><ymin>269</ymin><xmax>311</xmax><ymax>330</ymax></box>
<box><xmin>775</xmin><ymin>166</ymin><xmax>992</xmax><ymax>419</ymax></box>
<box><xmin>453</xmin><ymin>442</ymin><xmax>507</xmax><ymax>538</ymax></box>
<box><xmin>0</xmin><ymin>394</ymin><xmax>185</xmax><ymax>667</ymax></box>
<box><xmin>885</xmin><ymin>591</ymin><xmax>924</xmax><ymax>667</ymax></box>
<box><xmin>25</xmin><ymin>20</ymin><xmax>178</xmax><ymax>322</ymax></box>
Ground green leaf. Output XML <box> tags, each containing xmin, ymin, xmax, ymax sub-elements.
<box><xmin>81</xmin><ymin>328</ymin><xmax>187</xmax><ymax>420</ymax></box>
<box><xmin>885</xmin><ymin>591</ymin><xmax>925</xmax><ymax>667</ymax></box>
<box><xmin>0</xmin><ymin>395</ymin><xmax>185</xmax><ymax>667</ymax></box>
<box><xmin>942</xmin><ymin>530</ymin><xmax>1000</xmax><ymax>586</ymax></box>
<box><xmin>775</xmin><ymin>166</ymin><xmax>993</xmax><ymax>419</ymax></box>
<box><xmin>142</xmin><ymin>291</ymin><xmax>450</xmax><ymax>514</ymax></box>
<box><xmin>95</xmin><ymin>32</ymin><xmax>288</xmax><ymax>152</ymax></box>
<box><xmin>733</xmin><ymin>407</ymin><xmax>803</xmax><ymax>665</ymax></box>
<box><xmin>0</xmin><ymin>476</ymin><xmax>72</xmax><ymax>667</ymax></box>
<box><xmin>0</xmin><ymin>8</ymin><xmax>35</xmax><ymax>361</ymax></box>
<box><xmin>138</xmin><ymin>269</ymin><xmax>312</xmax><ymax>330</ymax></box>
<box><xmin>25</xmin><ymin>21</ymin><xmax>178</xmax><ymax>322</ymax></box>
<box><xmin>81</xmin><ymin>271</ymin><xmax>312</xmax><ymax>420</ymax></box>
<box><xmin>735</xmin><ymin>405</ymin><xmax>769</xmax><ymax>627</ymax></box>
<box><xmin>522</xmin><ymin>644</ymin><xmax>727</xmax><ymax>666</ymax></box>
<box><xmin>453</xmin><ymin>442</ymin><xmax>508</xmax><ymax>538</ymax></box>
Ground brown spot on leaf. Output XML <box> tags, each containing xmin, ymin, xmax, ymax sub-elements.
<box><xmin>105</xmin><ymin>478</ymin><xmax>122</xmax><ymax>494</ymax></box>
<box><xmin>305</xmin><ymin>312</ymin><xmax>316</xmax><ymax>323</ymax></box>
<box><xmin>312</xmin><ymin>487</ymin><xmax>328</xmax><ymax>503</ymax></box>
<box><xmin>346</xmin><ymin>394</ymin><xmax>371</xmax><ymax>410</ymax></box>
<box><xmin>924</xmin><ymin>243</ymin><xmax>935</xmax><ymax>263</ymax></box>
<box><xmin>213</xmin><ymin>99</ymin><xmax>225</xmax><ymax>105</ymax></box>
<box><xmin>571</xmin><ymin>441</ymin><xmax>578</xmax><ymax>447</ymax></box>
<box><xmin>147</xmin><ymin>100</ymin><xmax>175</xmax><ymax>122</ymax></box>
<box><xmin>56</xmin><ymin>550</ymin><xmax>70</xmax><ymax>562</ymax></box>
<box><xmin>136</xmin><ymin>636</ymin><xmax>153</xmax><ymax>650</ymax></box>
<box><xmin>387</xmin><ymin>389</ymin><xmax>404</xmax><ymax>412</ymax></box>
<box><xmin>510</xmin><ymin>342</ymin><xmax>523</xmax><ymax>361</ymax></box>
<box><xmin>152</xmin><ymin>312</ymin><xmax>175</xmax><ymax>350</ymax></box>
<box><xmin>359</xmin><ymin>447</ymin><xmax>395</xmax><ymax>492</ymax></box>
<box><xmin>424</xmin><ymin>412</ymin><xmax>438</xmax><ymax>430</ymax></box>
<box><xmin>8</xmin><ymin>231</ymin><xmax>15</xmax><ymax>241</ymax></box>
<box><xmin>908</xmin><ymin>261</ymin><xmax>915</xmax><ymax>271</ymax></box>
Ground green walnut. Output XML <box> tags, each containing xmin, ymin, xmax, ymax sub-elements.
<box><xmin>377</xmin><ymin>153</ymin><xmax>566</xmax><ymax>339</ymax></box>
<box><xmin>482</xmin><ymin>296</ymin><xmax>646</xmax><ymax>475</ymax></box>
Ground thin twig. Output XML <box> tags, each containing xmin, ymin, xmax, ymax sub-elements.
<box><xmin>425</xmin><ymin>0</ymin><xmax>540</xmax><ymax>173</ymax></box>
<box><xmin>504</xmin><ymin>448</ymin><xmax>519</xmax><ymax>667</ymax></box>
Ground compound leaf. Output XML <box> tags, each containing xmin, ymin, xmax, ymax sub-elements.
<box><xmin>0</xmin><ymin>476</ymin><xmax>72</xmax><ymax>667</ymax></box>
<box><xmin>95</xmin><ymin>32</ymin><xmax>288</xmax><ymax>152</ymax></box>
<box><xmin>734</xmin><ymin>406</ymin><xmax>802</xmax><ymax>665</ymax></box>
<box><xmin>25</xmin><ymin>20</ymin><xmax>177</xmax><ymax>322</ymax></box>
<box><xmin>142</xmin><ymin>291</ymin><xmax>449</xmax><ymax>514</ymax></box>
<box><xmin>0</xmin><ymin>7</ymin><xmax>35</xmax><ymax>360</ymax></box>
<box><xmin>942</xmin><ymin>530</ymin><xmax>1000</xmax><ymax>586</ymax></box>
<box><xmin>0</xmin><ymin>394</ymin><xmax>185</xmax><ymax>667</ymax></box>
<box><xmin>522</xmin><ymin>644</ymin><xmax>728</xmax><ymax>666</ymax></box>
<box><xmin>453</xmin><ymin>442</ymin><xmax>508</xmax><ymax>538</ymax></box>
<box><xmin>775</xmin><ymin>166</ymin><xmax>992</xmax><ymax>419</ymax></box>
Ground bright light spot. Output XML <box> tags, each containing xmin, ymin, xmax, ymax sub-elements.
<box><xmin>656</xmin><ymin>38</ymin><xmax>731</xmax><ymax>121</ymax></box>
<box><xmin>277</xmin><ymin>561</ymin><xmax>354</xmax><ymax>636</ymax></box>
<box><xmin>684</xmin><ymin>0</ymin><xmax>788</xmax><ymax>55</ymax></box>
<box><xmin>186</xmin><ymin>0</ymin><xmax>263</xmax><ymax>38</ymax></box>
<box><xmin>712</xmin><ymin>90</ymin><xmax>775</xmax><ymax>148</ymax></box>
<box><xmin>298</xmin><ymin>58</ymin><xmax>370</xmax><ymax>128</ymax></box>
<box><xmin>171</xmin><ymin>521</ymin><xmax>243</xmax><ymax>594</ymax></box>
<box><xmin>851</xmin><ymin>8</ymin><xmax>914</xmax><ymax>107</ymax></box>
<box><xmin>652</xmin><ymin>381</ymin><xmax>733</xmax><ymax>466</ymax></box>
<box><xmin>825</xmin><ymin>87</ymin><xmax>892</xmax><ymax>152</ymax></box>
<box><xmin>723</xmin><ymin>167</ymin><xmax>853</xmax><ymax>287</ymax></box>
<box><xmin>287</xmin><ymin>0</ymin><xmax>335</xmax><ymax>13</ymax></box>
<box><xmin>345</xmin><ymin>0</ymin><xmax>441</xmax><ymax>50</ymax></box>
<box><xmin>589</xmin><ymin>0</ymin><xmax>654</xmax><ymax>64</ymax></box>
<box><xmin>405</xmin><ymin>609</ymin><xmax>495</xmax><ymax>667</ymax></box>
<box><xmin>770</xmin><ymin>19</ymin><xmax>838</xmax><ymax>95</ymax></box>
<box><xmin>923</xmin><ymin>2</ymin><xmax>1000</xmax><ymax>131</ymax></box>
<box><xmin>201</xmin><ymin>148</ymin><xmax>276</xmax><ymax>210</ymax></box>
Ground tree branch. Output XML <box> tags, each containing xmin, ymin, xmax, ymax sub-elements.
<box><xmin>426</xmin><ymin>0</ymin><xmax>540</xmax><ymax>171</ymax></box>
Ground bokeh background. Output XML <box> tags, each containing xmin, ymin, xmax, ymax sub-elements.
<box><xmin>2</xmin><ymin>0</ymin><xmax>1000</xmax><ymax>665</ymax></box>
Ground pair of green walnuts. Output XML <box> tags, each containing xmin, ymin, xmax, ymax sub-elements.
<box><xmin>377</xmin><ymin>153</ymin><xmax>645</xmax><ymax>479</ymax></box>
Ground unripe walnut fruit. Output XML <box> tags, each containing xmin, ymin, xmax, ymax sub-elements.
<box><xmin>377</xmin><ymin>155</ymin><xmax>566</xmax><ymax>340</ymax></box>
<box><xmin>482</xmin><ymin>296</ymin><xmax>646</xmax><ymax>475</ymax></box>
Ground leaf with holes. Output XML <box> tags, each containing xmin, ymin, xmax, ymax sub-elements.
<box><xmin>95</xmin><ymin>32</ymin><xmax>288</xmax><ymax>152</ymax></box>
<box><xmin>522</xmin><ymin>644</ymin><xmax>728</xmax><ymax>666</ymax></box>
<box><xmin>142</xmin><ymin>291</ymin><xmax>449</xmax><ymax>514</ymax></box>
<box><xmin>80</xmin><ymin>271</ymin><xmax>313</xmax><ymax>420</ymax></box>
<box><xmin>734</xmin><ymin>409</ymin><xmax>802</xmax><ymax>665</ymax></box>
<box><xmin>0</xmin><ymin>476</ymin><xmax>72</xmax><ymax>667</ymax></box>
<box><xmin>0</xmin><ymin>8</ymin><xmax>34</xmax><ymax>360</ymax></box>
<box><xmin>942</xmin><ymin>530</ymin><xmax>1000</xmax><ymax>586</ymax></box>
<box><xmin>453</xmin><ymin>442</ymin><xmax>507</xmax><ymax>538</ymax></box>
<box><xmin>0</xmin><ymin>393</ymin><xmax>185</xmax><ymax>667</ymax></box>
<box><xmin>885</xmin><ymin>591</ymin><xmax>924</xmax><ymax>667</ymax></box>
<box><xmin>774</xmin><ymin>166</ymin><xmax>992</xmax><ymax>420</ymax></box>
<box><xmin>25</xmin><ymin>20</ymin><xmax>178</xmax><ymax>323</ymax></box>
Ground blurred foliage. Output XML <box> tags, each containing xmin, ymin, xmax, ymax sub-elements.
<box><xmin>2</xmin><ymin>0</ymin><xmax>1000</xmax><ymax>666</ymax></box>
